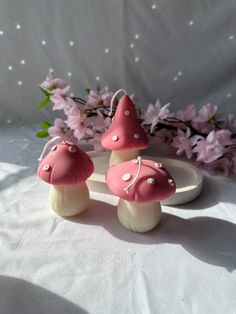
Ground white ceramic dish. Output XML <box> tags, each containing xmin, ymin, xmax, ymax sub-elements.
<box><xmin>87</xmin><ymin>151</ymin><xmax>203</xmax><ymax>206</ymax></box>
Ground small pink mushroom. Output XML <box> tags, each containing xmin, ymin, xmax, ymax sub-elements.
<box><xmin>101</xmin><ymin>92</ymin><xmax>149</xmax><ymax>166</ymax></box>
<box><xmin>106</xmin><ymin>157</ymin><xmax>176</xmax><ymax>232</ymax></box>
<box><xmin>37</xmin><ymin>140</ymin><xmax>94</xmax><ymax>216</ymax></box>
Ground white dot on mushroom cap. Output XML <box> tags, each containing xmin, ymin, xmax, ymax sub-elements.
<box><xmin>43</xmin><ymin>164</ymin><xmax>50</xmax><ymax>171</ymax></box>
<box><xmin>229</xmin><ymin>35</ymin><xmax>234</xmax><ymax>40</ymax></box>
<box><xmin>188</xmin><ymin>20</ymin><xmax>194</xmax><ymax>26</ymax></box>
<box><xmin>18</xmin><ymin>81</ymin><xmax>22</xmax><ymax>86</ymax></box>
<box><xmin>51</xmin><ymin>145</ymin><xmax>57</xmax><ymax>151</ymax></box>
<box><xmin>125</xmin><ymin>110</ymin><xmax>130</xmax><ymax>116</ymax></box>
<box><xmin>154</xmin><ymin>162</ymin><xmax>163</xmax><ymax>168</ymax></box>
<box><xmin>69</xmin><ymin>40</ymin><xmax>74</xmax><ymax>46</ymax></box>
<box><xmin>8</xmin><ymin>65</ymin><xmax>13</xmax><ymax>71</ymax></box>
<box><xmin>130</xmin><ymin>43</ymin><xmax>135</xmax><ymax>48</ymax></box>
<box><xmin>0</xmin><ymin>30</ymin><xmax>4</xmax><ymax>36</ymax></box>
<box><xmin>104</xmin><ymin>48</ymin><xmax>109</xmax><ymax>53</ymax></box>
<box><xmin>16</xmin><ymin>24</ymin><xmax>21</xmax><ymax>29</ymax></box>
<box><xmin>41</xmin><ymin>40</ymin><xmax>46</xmax><ymax>45</ymax></box>
<box><xmin>112</xmin><ymin>135</ymin><xmax>119</xmax><ymax>141</ymax></box>
<box><xmin>68</xmin><ymin>145</ymin><xmax>77</xmax><ymax>153</ymax></box>
<box><xmin>122</xmin><ymin>173</ymin><xmax>132</xmax><ymax>181</ymax></box>
<box><xmin>134</xmin><ymin>34</ymin><xmax>140</xmax><ymax>39</ymax></box>
<box><xmin>21</xmin><ymin>59</ymin><xmax>25</xmax><ymax>65</ymax></box>
<box><xmin>147</xmin><ymin>178</ymin><xmax>156</xmax><ymax>185</ymax></box>
<box><xmin>168</xmin><ymin>179</ymin><xmax>175</xmax><ymax>186</ymax></box>
<box><xmin>134</xmin><ymin>57</ymin><xmax>140</xmax><ymax>62</ymax></box>
<box><xmin>134</xmin><ymin>133</ymin><xmax>140</xmax><ymax>139</ymax></box>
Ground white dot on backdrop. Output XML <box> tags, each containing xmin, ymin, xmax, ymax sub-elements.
<box><xmin>67</xmin><ymin>72</ymin><xmax>72</xmax><ymax>77</ymax></box>
<box><xmin>16</xmin><ymin>24</ymin><xmax>21</xmax><ymax>29</ymax></box>
<box><xmin>104</xmin><ymin>48</ymin><xmax>109</xmax><ymax>53</ymax></box>
<box><xmin>130</xmin><ymin>43</ymin><xmax>135</xmax><ymax>48</ymax></box>
<box><xmin>41</xmin><ymin>40</ymin><xmax>46</xmax><ymax>45</ymax></box>
<box><xmin>18</xmin><ymin>81</ymin><xmax>22</xmax><ymax>86</ymax></box>
<box><xmin>226</xmin><ymin>93</ymin><xmax>232</xmax><ymax>98</ymax></box>
<box><xmin>7</xmin><ymin>119</ymin><xmax>12</xmax><ymax>124</ymax></box>
<box><xmin>134</xmin><ymin>34</ymin><xmax>140</xmax><ymax>40</ymax></box>
<box><xmin>96</xmin><ymin>76</ymin><xmax>100</xmax><ymax>81</ymax></box>
<box><xmin>49</xmin><ymin>68</ymin><xmax>54</xmax><ymax>73</ymax></box>
<box><xmin>21</xmin><ymin>60</ymin><xmax>25</xmax><ymax>65</ymax></box>
<box><xmin>70</xmin><ymin>93</ymin><xmax>74</xmax><ymax>97</ymax></box>
<box><xmin>151</xmin><ymin>4</ymin><xmax>157</xmax><ymax>9</ymax></box>
<box><xmin>228</xmin><ymin>35</ymin><xmax>234</xmax><ymax>40</ymax></box>
<box><xmin>173</xmin><ymin>76</ymin><xmax>178</xmax><ymax>81</ymax></box>
<box><xmin>134</xmin><ymin>57</ymin><xmax>140</xmax><ymax>62</ymax></box>
<box><xmin>69</xmin><ymin>41</ymin><xmax>74</xmax><ymax>46</ymax></box>
<box><xmin>0</xmin><ymin>30</ymin><xmax>3</xmax><ymax>36</ymax></box>
<box><xmin>8</xmin><ymin>65</ymin><xmax>13</xmax><ymax>71</ymax></box>
<box><xmin>188</xmin><ymin>20</ymin><xmax>194</xmax><ymax>26</ymax></box>
<box><xmin>177</xmin><ymin>71</ymin><xmax>183</xmax><ymax>76</ymax></box>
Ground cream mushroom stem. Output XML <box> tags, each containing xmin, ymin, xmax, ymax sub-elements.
<box><xmin>117</xmin><ymin>156</ymin><xmax>161</xmax><ymax>233</ymax></box>
<box><xmin>117</xmin><ymin>199</ymin><xmax>162</xmax><ymax>233</ymax></box>
<box><xmin>49</xmin><ymin>182</ymin><xmax>90</xmax><ymax>217</ymax></box>
<box><xmin>109</xmin><ymin>149</ymin><xmax>139</xmax><ymax>167</ymax></box>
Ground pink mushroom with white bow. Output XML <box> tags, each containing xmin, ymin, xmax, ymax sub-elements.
<box><xmin>106</xmin><ymin>157</ymin><xmax>176</xmax><ymax>232</ymax></box>
<box><xmin>101</xmin><ymin>90</ymin><xmax>149</xmax><ymax>166</ymax></box>
<box><xmin>37</xmin><ymin>138</ymin><xmax>94</xmax><ymax>217</ymax></box>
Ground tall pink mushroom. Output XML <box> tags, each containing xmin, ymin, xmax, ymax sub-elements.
<box><xmin>106</xmin><ymin>157</ymin><xmax>176</xmax><ymax>232</ymax></box>
<box><xmin>37</xmin><ymin>139</ymin><xmax>94</xmax><ymax>217</ymax></box>
<box><xmin>101</xmin><ymin>90</ymin><xmax>149</xmax><ymax>166</ymax></box>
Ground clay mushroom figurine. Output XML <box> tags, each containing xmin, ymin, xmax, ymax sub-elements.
<box><xmin>106</xmin><ymin>157</ymin><xmax>176</xmax><ymax>232</ymax></box>
<box><xmin>101</xmin><ymin>89</ymin><xmax>149</xmax><ymax>166</ymax></box>
<box><xmin>37</xmin><ymin>138</ymin><xmax>94</xmax><ymax>217</ymax></box>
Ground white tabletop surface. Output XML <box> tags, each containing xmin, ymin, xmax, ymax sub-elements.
<box><xmin>0</xmin><ymin>124</ymin><xmax>236</xmax><ymax>314</ymax></box>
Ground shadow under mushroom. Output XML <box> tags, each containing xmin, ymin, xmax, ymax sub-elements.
<box><xmin>68</xmin><ymin>199</ymin><xmax>236</xmax><ymax>271</ymax></box>
<box><xmin>0</xmin><ymin>275</ymin><xmax>88</xmax><ymax>314</ymax></box>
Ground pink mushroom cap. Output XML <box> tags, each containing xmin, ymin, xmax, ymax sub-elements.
<box><xmin>101</xmin><ymin>95</ymin><xmax>149</xmax><ymax>150</ymax></box>
<box><xmin>106</xmin><ymin>159</ymin><xmax>176</xmax><ymax>203</ymax></box>
<box><xmin>37</xmin><ymin>142</ymin><xmax>94</xmax><ymax>185</ymax></box>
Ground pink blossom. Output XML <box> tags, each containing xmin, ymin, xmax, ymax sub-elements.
<box><xmin>88</xmin><ymin>110</ymin><xmax>111</xmax><ymax>131</ymax></box>
<box><xmin>194</xmin><ymin>104</ymin><xmax>221</xmax><ymax>123</ymax></box>
<box><xmin>50</xmin><ymin>86</ymin><xmax>72</xmax><ymax>111</ymax></box>
<box><xmin>156</xmin><ymin>128</ymin><xmax>174</xmax><ymax>144</ymax></box>
<box><xmin>192</xmin><ymin>130</ymin><xmax>232</xmax><ymax>163</ymax></box>
<box><xmin>205</xmin><ymin>157</ymin><xmax>232</xmax><ymax>177</ymax></box>
<box><xmin>226</xmin><ymin>114</ymin><xmax>236</xmax><ymax>132</ymax></box>
<box><xmin>48</xmin><ymin>118</ymin><xmax>77</xmax><ymax>143</ymax></box>
<box><xmin>143</xmin><ymin>100</ymin><xmax>170</xmax><ymax>133</ymax></box>
<box><xmin>172</xmin><ymin>129</ymin><xmax>193</xmax><ymax>159</ymax></box>
<box><xmin>88</xmin><ymin>133</ymin><xmax>105</xmax><ymax>151</ymax></box>
<box><xmin>86</xmin><ymin>87</ymin><xmax>113</xmax><ymax>108</ymax></box>
<box><xmin>66</xmin><ymin>106</ymin><xmax>93</xmax><ymax>141</ymax></box>
<box><xmin>175</xmin><ymin>104</ymin><xmax>197</xmax><ymax>121</ymax></box>
<box><xmin>40</xmin><ymin>71</ymin><xmax>69</xmax><ymax>91</ymax></box>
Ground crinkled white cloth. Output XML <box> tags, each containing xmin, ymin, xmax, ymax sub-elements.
<box><xmin>0</xmin><ymin>125</ymin><xmax>236</xmax><ymax>314</ymax></box>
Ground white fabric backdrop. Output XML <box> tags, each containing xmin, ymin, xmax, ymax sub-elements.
<box><xmin>0</xmin><ymin>0</ymin><xmax>236</xmax><ymax>123</ymax></box>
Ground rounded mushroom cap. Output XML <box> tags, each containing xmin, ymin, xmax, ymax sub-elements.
<box><xmin>106</xmin><ymin>159</ymin><xmax>176</xmax><ymax>203</ymax></box>
<box><xmin>37</xmin><ymin>142</ymin><xmax>94</xmax><ymax>185</ymax></box>
<box><xmin>101</xmin><ymin>95</ymin><xmax>149</xmax><ymax>150</ymax></box>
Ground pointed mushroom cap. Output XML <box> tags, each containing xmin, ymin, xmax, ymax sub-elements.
<box><xmin>106</xmin><ymin>159</ymin><xmax>176</xmax><ymax>203</ymax></box>
<box><xmin>37</xmin><ymin>142</ymin><xmax>94</xmax><ymax>185</ymax></box>
<box><xmin>101</xmin><ymin>95</ymin><xmax>149</xmax><ymax>150</ymax></box>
